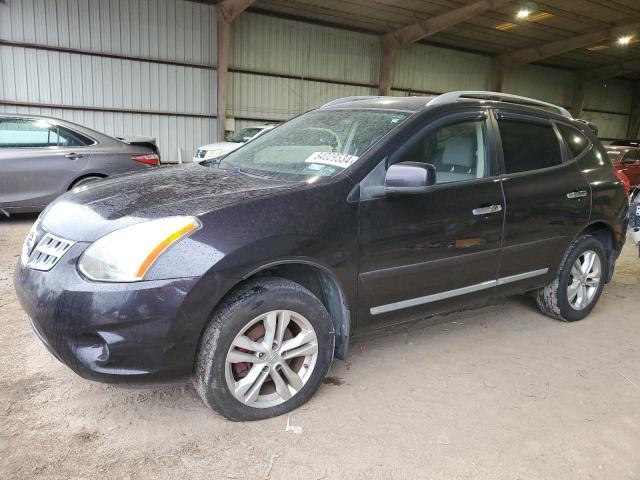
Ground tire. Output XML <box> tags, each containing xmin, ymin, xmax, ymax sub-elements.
<box><xmin>194</xmin><ymin>277</ymin><xmax>335</xmax><ymax>421</ymax></box>
<box><xmin>70</xmin><ymin>176</ymin><xmax>103</xmax><ymax>189</ymax></box>
<box><xmin>536</xmin><ymin>235</ymin><xmax>607</xmax><ymax>322</ymax></box>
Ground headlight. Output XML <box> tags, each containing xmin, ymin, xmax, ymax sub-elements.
<box><xmin>78</xmin><ymin>216</ymin><xmax>201</xmax><ymax>282</ymax></box>
<box><xmin>205</xmin><ymin>149</ymin><xmax>225</xmax><ymax>159</ymax></box>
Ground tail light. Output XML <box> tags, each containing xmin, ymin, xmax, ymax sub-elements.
<box><xmin>131</xmin><ymin>153</ymin><xmax>160</xmax><ymax>166</ymax></box>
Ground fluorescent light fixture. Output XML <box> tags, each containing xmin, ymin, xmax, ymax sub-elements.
<box><xmin>516</xmin><ymin>8</ymin><xmax>531</xmax><ymax>19</ymax></box>
<box><xmin>618</xmin><ymin>35</ymin><xmax>633</xmax><ymax>46</ymax></box>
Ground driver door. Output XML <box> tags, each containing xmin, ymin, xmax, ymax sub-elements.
<box><xmin>357</xmin><ymin>111</ymin><xmax>505</xmax><ymax>323</ymax></box>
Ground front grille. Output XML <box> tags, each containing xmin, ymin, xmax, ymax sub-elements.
<box><xmin>26</xmin><ymin>232</ymin><xmax>75</xmax><ymax>271</ymax></box>
<box><xmin>196</xmin><ymin>149</ymin><xmax>207</xmax><ymax>158</ymax></box>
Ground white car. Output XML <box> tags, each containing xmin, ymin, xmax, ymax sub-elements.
<box><xmin>193</xmin><ymin>125</ymin><xmax>276</xmax><ymax>162</ymax></box>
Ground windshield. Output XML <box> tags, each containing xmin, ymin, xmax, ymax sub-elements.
<box><xmin>217</xmin><ymin>109</ymin><xmax>409</xmax><ymax>180</ymax></box>
<box><xmin>227</xmin><ymin>128</ymin><xmax>263</xmax><ymax>143</ymax></box>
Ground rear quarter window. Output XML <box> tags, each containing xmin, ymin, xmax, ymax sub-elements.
<box><xmin>557</xmin><ymin>123</ymin><xmax>590</xmax><ymax>158</ymax></box>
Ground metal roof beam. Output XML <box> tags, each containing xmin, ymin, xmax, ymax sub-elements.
<box><xmin>385</xmin><ymin>0</ymin><xmax>510</xmax><ymax>47</ymax></box>
<box><xmin>218</xmin><ymin>0</ymin><xmax>255</xmax><ymax>23</ymax></box>
<box><xmin>496</xmin><ymin>21</ymin><xmax>640</xmax><ymax>68</ymax></box>
<box><xmin>378</xmin><ymin>0</ymin><xmax>508</xmax><ymax>95</ymax></box>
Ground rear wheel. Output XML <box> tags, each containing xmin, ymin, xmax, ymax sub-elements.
<box><xmin>536</xmin><ymin>235</ymin><xmax>607</xmax><ymax>322</ymax></box>
<box><xmin>194</xmin><ymin>277</ymin><xmax>335</xmax><ymax>421</ymax></box>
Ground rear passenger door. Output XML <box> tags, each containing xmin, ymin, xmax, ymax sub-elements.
<box><xmin>495</xmin><ymin>111</ymin><xmax>590</xmax><ymax>294</ymax></box>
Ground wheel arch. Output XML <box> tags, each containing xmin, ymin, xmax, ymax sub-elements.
<box><xmin>67</xmin><ymin>173</ymin><xmax>107</xmax><ymax>190</ymax></box>
<box><xmin>573</xmin><ymin>221</ymin><xmax>617</xmax><ymax>283</ymax></box>
<box><xmin>234</xmin><ymin>260</ymin><xmax>352</xmax><ymax>360</ymax></box>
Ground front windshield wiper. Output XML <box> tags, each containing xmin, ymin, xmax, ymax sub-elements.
<box><xmin>220</xmin><ymin>166</ymin><xmax>269</xmax><ymax>179</ymax></box>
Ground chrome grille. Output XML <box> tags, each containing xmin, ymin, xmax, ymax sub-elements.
<box><xmin>26</xmin><ymin>232</ymin><xmax>75</xmax><ymax>271</ymax></box>
<box><xmin>196</xmin><ymin>149</ymin><xmax>207</xmax><ymax>159</ymax></box>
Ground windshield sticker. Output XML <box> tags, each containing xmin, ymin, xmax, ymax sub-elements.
<box><xmin>304</xmin><ymin>152</ymin><xmax>359</xmax><ymax>168</ymax></box>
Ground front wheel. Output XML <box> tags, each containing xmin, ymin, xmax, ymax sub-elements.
<box><xmin>536</xmin><ymin>235</ymin><xmax>607</xmax><ymax>322</ymax></box>
<box><xmin>194</xmin><ymin>277</ymin><xmax>335</xmax><ymax>421</ymax></box>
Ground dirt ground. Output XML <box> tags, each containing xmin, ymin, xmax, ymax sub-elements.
<box><xmin>1</xmin><ymin>215</ymin><xmax>639</xmax><ymax>480</ymax></box>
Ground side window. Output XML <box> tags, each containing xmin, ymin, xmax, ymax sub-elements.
<box><xmin>393</xmin><ymin>120</ymin><xmax>488</xmax><ymax>184</ymax></box>
<box><xmin>0</xmin><ymin>119</ymin><xmax>91</xmax><ymax>148</ymax></box>
<box><xmin>498</xmin><ymin>119</ymin><xmax>562</xmax><ymax>174</ymax></box>
<box><xmin>0</xmin><ymin>119</ymin><xmax>55</xmax><ymax>148</ymax></box>
<box><xmin>557</xmin><ymin>123</ymin><xmax>590</xmax><ymax>158</ymax></box>
<box><xmin>57</xmin><ymin>126</ymin><xmax>92</xmax><ymax>147</ymax></box>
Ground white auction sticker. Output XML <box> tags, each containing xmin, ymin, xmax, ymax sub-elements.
<box><xmin>304</xmin><ymin>151</ymin><xmax>359</xmax><ymax>168</ymax></box>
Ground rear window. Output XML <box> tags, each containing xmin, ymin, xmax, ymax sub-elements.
<box><xmin>557</xmin><ymin>124</ymin><xmax>590</xmax><ymax>158</ymax></box>
<box><xmin>498</xmin><ymin>119</ymin><xmax>562</xmax><ymax>174</ymax></box>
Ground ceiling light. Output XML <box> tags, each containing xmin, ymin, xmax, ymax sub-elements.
<box><xmin>618</xmin><ymin>35</ymin><xmax>633</xmax><ymax>46</ymax></box>
<box><xmin>528</xmin><ymin>11</ymin><xmax>553</xmax><ymax>22</ymax></box>
<box><xmin>516</xmin><ymin>8</ymin><xmax>531</xmax><ymax>19</ymax></box>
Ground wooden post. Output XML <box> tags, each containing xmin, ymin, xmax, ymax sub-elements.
<box><xmin>378</xmin><ymin>36</ymin><xmax>396</xmax><ymax>96</ymax></box>
<box><xmin>570</xmin><ymin>74</ymin><xmax>586</xmax><ymax>118</ymax></box>
<box><xmin>217</xmin><ymin>14</ymin><xmax>230</xmax><ymax>141</ymax></box>
<box><xmin>216</xmin><ymin>0</ymin><xmax>255</xmax><ymax>141</ymax></box>
<box><xmin>491</xmin><ymin>59</ymin><xmax>505</xmax><ymax>92</ymax></box>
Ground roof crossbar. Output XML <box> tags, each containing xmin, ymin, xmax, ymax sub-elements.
<box><xmin>427</xmin><ymin>91</ymin><xmax>572</xmax><ymax>118</ymax></box>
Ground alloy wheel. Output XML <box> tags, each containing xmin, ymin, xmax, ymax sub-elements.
<box><xmin>224</xmin><ymin>310</ymin><xmax>319</xmax><ymax>408</ymax></box>
<box><xmin>567</xmin><ymin>250</ymin><xmax>601</xmax><ymax>311</ymax></box>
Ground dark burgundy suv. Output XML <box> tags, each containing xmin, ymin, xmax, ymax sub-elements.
<box><xmin>15</xmin><ymin>92</ymin><xmax>628</xmax><ymax>421</ymax></box>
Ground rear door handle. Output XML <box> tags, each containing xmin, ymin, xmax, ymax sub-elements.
<box><xmin>64</xmin><ymin>153</ymin><xmax>83</xmax><ymax>159</ymax></box>
<box><xmin>567</xmin><ymin>190</ymin><xmax>587</xmax><ymax>199</ymax></box>
<box><xmin>472</xmin><ymin>204</ymin><xmax>502</xmax><ymax>216</ymax></box>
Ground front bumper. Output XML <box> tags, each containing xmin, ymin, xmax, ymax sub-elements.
<box><xmin>14</xmin><ymin>242</ymin><xmax>202</xmax><ymax>384</ymax></box>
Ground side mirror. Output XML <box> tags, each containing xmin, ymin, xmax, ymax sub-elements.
<box><xmin>384</xmin><ymin>162</ymin><xmax>436</xmax><ymax>195</ymax></box>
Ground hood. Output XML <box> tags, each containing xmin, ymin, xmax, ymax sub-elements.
<box><xmin>42</xmin><ymin>164</ymin><xmax>297</xmax><ymax>241</ymax></box>
<box><xmin>199</xmin><ymin>142</ymin><xmax>241</xmax><ymax>151</ymax></box>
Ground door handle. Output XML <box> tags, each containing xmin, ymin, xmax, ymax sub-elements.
<box><xmin>472</xmin><ymin>204</ymin><xmax>502</xmax><ymax>216</ymax></box>
<box><xmin>567</xmin><ymin>190</ymin><xmax>587</xmax><ymax>199</ymax></box>
<box><xmin>64</xmin><ymin>153</ymin><xmax>83</xmax><ymax>159</ymax></box>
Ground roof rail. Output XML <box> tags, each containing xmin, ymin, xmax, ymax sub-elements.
<box><xmin>320</xmin><ymin>96</ymin><xmax>380</xmax><ymax>108</ymax></box>
<box><xmin>427</xmin><ymin>91</ymin><xmax>572</xmax><ymax>118</ymax></box>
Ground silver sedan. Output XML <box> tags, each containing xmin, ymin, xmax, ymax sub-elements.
<box><xmin>0</xmin><ymin>113</ymin><xmax>161</xmax><ymax>214</ymax></box>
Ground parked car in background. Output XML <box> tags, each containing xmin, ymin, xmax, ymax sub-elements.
<box><xmin>610</xmin><ymin>139</ymin><xmax>640</xmax><ymax>147</ymax></box>
<box><xmin>193</xmin><ymin>125</ymin><xmax>276</xmax><ymax>162</ymax></box>
<box><xmin>607</xmin><ymin>146</ymin><xmax>640</xmax><ymax>189</ymax></box>
<box><xmin>15</xmin><ymin>92</ymin><xmax>628</xmax><ymax>421</ymax></box>
<box><xmin>0</xmin><ymin>114</ymin><xmax>160</xmax><ymax>214</ymax></box>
